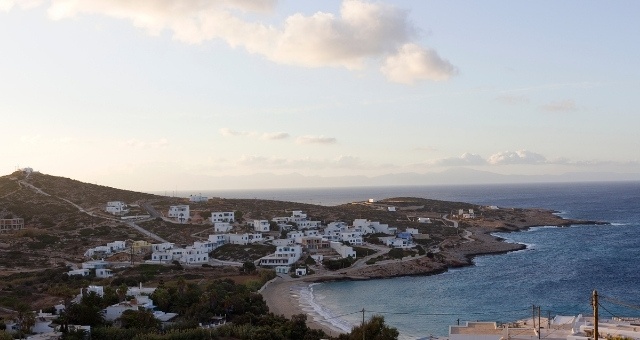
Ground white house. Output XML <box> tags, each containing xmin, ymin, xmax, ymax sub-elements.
<box><xmin>211</xmin><ymin>211</ymin><xmax>235</xmax><ymax>223</ymax></box>
<box><xmin>330</xmin><ymin>241</ymin><xmax>357</xmax><ymax>259</ymax></box>
<box><xmin>67</xmin><ymin>269</ymin><xmax>90</xmax><ymax>277</ymax></box>
<box><xmin>151</xmin><ymin>251</ymin><xmax>172</xmax><ymax>263</ymax></box>
<box><xmin>287</xmin><ymin>231</ymin><xmax>304</xmax><ymax>240</ymax></box>
<box><xmin>189</xmin><ymin>194</ymin><xmax>208</xmax><ymax>203</ymax></box>
<box><xmin>273</xmin><ymin>239</ymin><xmax>294</xmax><ymax>247</ymax></box>
<box><xmin>180</xmin><ymin>246</ymin><xmax>209</xmax><ymax>264</ymax></box>
<box><xmin>259</xmin><ymin>245</ymin><xmax>302</xmax><ymax>267</ymax></box>
<box><xmin>168</xmin><ymin>205</ymin><xmax>190</xmax><ymax>223</ymax></box>
<box><xmin>193</xmin><ymin>241</ymin><xmax>217</xmax><ymax>252</ymax></box>
<box><xmin>339</xmin><ymin>231</ymin><xmax>363</xmax><ymax>246</ymax></box>
<box><xmin>151</xmin><ymin>242</ymin><xmax>175</xmax><ymax>252</ymax></box>
<box><xmin>226</xmin><ymin>233</ymin><xmax>263</xmax><ymax>245</ymax></box>
<box><xmin>385</xmin><ymin>238</ymin><xmax>414</xmax><ymax>249</ymax></box>
<box><xmin>417</xmin><ymin>217</ymin><xmax>432</xmax><ymax>223</ymax></box>
<box><xmin>107</xmin><ymin>241</ymin><xmax>126</xmax><ymax>252</ymax></box>
<box><xmin>304</xmin><ymin>229</ymin><xmax>320</xmax><ymax>237</ymax></box>
<box><xmin>253</xmin><ymin>220</ymin><xmax>270</xmax><ymax>232</ymax></box>
<box><xmin>106</xmin><ymin>201</ymin><xmax>129</xmax><ymax>216</ymax></box>
<box><xmin>208</xmin><ymin>234</ymin><xmax>227</xmax><ymax>247</ymax></box>
<box><xmin>295</xmin><ymin>267</ymin><xmax>307</xmax><ymax>276</ymax></box>
<box><xmin>96</xmin><ymin>268</ymin><xmax>114</xmax><ymax>278</ymax></box>
<box><xmin>214</xmin><ymin>222</ymin><xmax>233</xmax><ymax>233</ymax></box>
<box><xmin>457</xmin><ymin>209</ymin><xmax>476</xmax><ymax>219</ymax></box>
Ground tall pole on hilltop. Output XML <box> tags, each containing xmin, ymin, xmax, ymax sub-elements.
<box><xmin>532</xmin><ymin>305</ymin><xmax>536</xmax><ymax>331</ymax></box>
<box><xmin>592</xmin><ymin>290</ymin><xmax>599</xmax><ymax>340</ymax></box>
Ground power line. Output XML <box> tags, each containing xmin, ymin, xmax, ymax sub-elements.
<box><xmin>598</xmin><ymin>302</ymin><xmax>621</xmax><ymax>319</ymax></box>
<box><xmin>600</xmin><ymin>295</ymin><xmax>640</xmax><ymax>311</ymax></box>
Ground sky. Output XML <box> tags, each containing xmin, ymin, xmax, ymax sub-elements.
<box><xmin>1</xmin><ymin>0</ymin><xmax>639</xmax><ymax>191</ymax></box>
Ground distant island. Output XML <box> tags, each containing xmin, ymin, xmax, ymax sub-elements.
<box><xmin>0</xmin><ymin>170</ymin><xmax>606</xmax><ymax>338</ymax></box>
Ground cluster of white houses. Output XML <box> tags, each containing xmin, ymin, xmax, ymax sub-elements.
<box><xmin>88</xmin><ymin>206</ymin><xmax>426</xmax><ymax>274</ymax></box>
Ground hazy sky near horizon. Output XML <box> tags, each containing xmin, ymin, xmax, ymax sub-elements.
<box><xmin>2</xmin><ymin>0</ymin><xmax>639</xmax><ymax>190</ymax></box>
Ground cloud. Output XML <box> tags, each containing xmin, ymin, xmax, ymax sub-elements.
<box><xmin>540</xmin><ymin>99</ymin><xmax>577</xmax><ymax>112</ymax></box>
<box><xmin>8</xmin><ymin>0</ymin><xmax>455</xmax><ymax>84</ymax></box>
<box><xmin>262</xmin><ymin>132</ymin><xmax>290</xmax><ymax>140</ymax></box>
<box><xmin>219</xmin><ymin>128</ymin><xmax>248</xmax><ymax>137</ymax></box>
<box><xmin>124</xmin><ymin>138</ymin><xmax>169</xmax><ymax>149</ymax></box>
<box><xmin>487</xmin><ymin>150</ymin><xmax>546</xmax><ymax>165</ymax></box>
<box><xmin>296</xmin><ymin>135</ymin><xmax>337</xmax><ymax>145</ymax></box>
<box><xmin>431</xmin><ymin>153</ymin><xmax>486</xmax><ymax>166</ymax></box>
<box><xmin>381</xmin><ymin>43</ymin><xmax>457</xmax><ymax>84</ymax></box>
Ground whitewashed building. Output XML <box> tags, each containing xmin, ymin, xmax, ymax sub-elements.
<box><xmin>259</xmin><ymin>245</ymin><xmax>302</xmax><ymax>267</ymax></box>
<box><xmin>189</xmin><ymin>194</ymin><xmax>208</xmax><ymax>203</ymax></box>
<box><xmin>339</xmin><ymin>231</ymin><xmax>363</xmax><ymax>246</ymax></box>
<box><xmin>330</xmin><ymin>241</ymin><xmax>357</xmax><ymax>259</ymax></box>
<box><xmin>226</xmin><ymin>233</ymin><xmax>263</xmax><ymax>245</ymax></box>
<box><xmin>211</xmin><ymin>211</ymin><xmax>235</xmax><ymax>223</ymax></box>
<box><xmin>106</xmin><ymin>201</ymin><xmax>129</xmax><ymax>216</ymax></box>
<box><xmin>214</xmin><ymin>222</ymin><xmax>233</xmax><ymax>233</ymax></box>
<box><xmin>180</xmin><ymin>246</ymin><xmax>209</xmax><ymax>264</ymax></box>
<box><xmin>168</xmin><ymin>205</ymin><xmax>190</xmax><ymax>223</ymax></box>
<box><xmin>253</xmin><ymin>220</ymin><xmax>270</xmax><ymax>232</ymax></box>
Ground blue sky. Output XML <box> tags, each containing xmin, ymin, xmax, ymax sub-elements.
<box><xmin>1</xmin><ymin>0</ymin><xmax>639</xmax><ymax>190</ymax></box>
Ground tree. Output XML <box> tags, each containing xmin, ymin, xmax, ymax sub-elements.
<box><xmin>15</xmin><ymin>302</ymin><xmax>36</xmax><ymax>337</ymax></box>
<box><xmin>117</xmin><ymin>309</ymin><xmax>161</xmax><ymax>330</ymax></box>
<box><xmin>235</xmin><ymin>210</ymin><xmax>244</xmax><ymax>222</ymax></box>
<box><xmin>339</xmin><ymin>315</ymin><xmax>399</xmax><ymax>340</ymax></box>
<box><xmin>242</xmin><ymin>261</ymin><xmax>256</xmax><ymax>274</ymax></box>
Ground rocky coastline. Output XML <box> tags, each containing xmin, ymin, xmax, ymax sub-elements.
<box><xmin>306</xmin><ymin>209</ymin><xmax>606</xmax><ymax>282</ymax></box>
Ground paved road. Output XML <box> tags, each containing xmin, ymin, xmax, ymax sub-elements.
<box><xmin>442</xmin><ymin>214</ymin><xmax>459</xmax><ymax>228</ymax></box>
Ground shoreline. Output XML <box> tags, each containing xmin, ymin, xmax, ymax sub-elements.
<box><xmin>260</xmin><ymin>210</ymin><xmax>608</xmax><ymax>336</ymax></box>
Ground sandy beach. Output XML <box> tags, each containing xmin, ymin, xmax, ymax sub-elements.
<box><xmin>260</xmin><ymin>275</ymin><xmax>349</xmax><ymax>337</ymax></box>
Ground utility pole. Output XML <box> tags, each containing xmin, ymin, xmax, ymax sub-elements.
<box><xmin>532</xmin><ymin>305</ymin><xmax>536</xmax><ymax>331</ymax></box>
<box><xmin>592</xmin><ymin>290</ymin><xmax>599</xmax><ymax>340</ymax></box>
<box><xmin>538</xmin><ymin>305</ymin><xmax>541</xmax><ymax>339</ymax></box>
<box><xmin>362</xmin><ymin>308</ymin><xmax>366</xmax><ymax>340</ymax></box>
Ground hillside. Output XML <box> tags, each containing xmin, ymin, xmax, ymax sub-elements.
<box><xmin>0</xmin><ymin>171</ymin><xmax>484</xmax><ymax>270</ymax></box>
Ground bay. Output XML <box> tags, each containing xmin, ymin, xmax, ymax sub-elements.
<box><xmin>184</xmin><ymin>181</ymin><xmax>640</xmax><ymax>338</ymax></box>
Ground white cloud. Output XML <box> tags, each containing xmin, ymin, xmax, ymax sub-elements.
<box><xmin>540</xmin><ymin>99</ymin><xmax>577</xmax><ymax>112</ymax></box>
<box><xmin>487</xmin><ymin>150</ymin><xmax>546</xmax><ymax>165</ymax></box>
<box><xmin>431</xmin><ymin>153</ymin><xmax>486</xmax><ymax>166</ymax></box>
<box><xmin>6</xmin><ymin>0</ymin><xmax>455</xmax><ymax>83</ymax></box>
<box><xmin>381</xmin><ymin>43</ymin><xmax>457</xmax><ymax>84</ymax></box>
<box><xmin>262</xmin><ymin>132</ymin><xmax>290</xmax><ymax>140</ymax></box>
<box><xmin>296</xmin><ymin>135</ymin><xmax>337</xmax><ymax>145</ymax></box>
<box><xmin>124</xmin><ymin>138</ymin><xmax>169</xmax><ymax>149</ymax></box>
<box><xmin>219</xmin><ymin>128</ymin><xmax>247</xmax><ymax>137</ymax></box>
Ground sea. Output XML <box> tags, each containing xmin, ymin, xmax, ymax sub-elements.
<box><xmin>182</xmin><ymin>181</ymin><xmax>640</xmax><ymax>339</ymax></box>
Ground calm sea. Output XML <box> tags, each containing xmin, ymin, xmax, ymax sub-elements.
<box><xmin>187</xmin><ymin>182</ymin><xmax>640</xmax><ymax>339</ymax></box>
